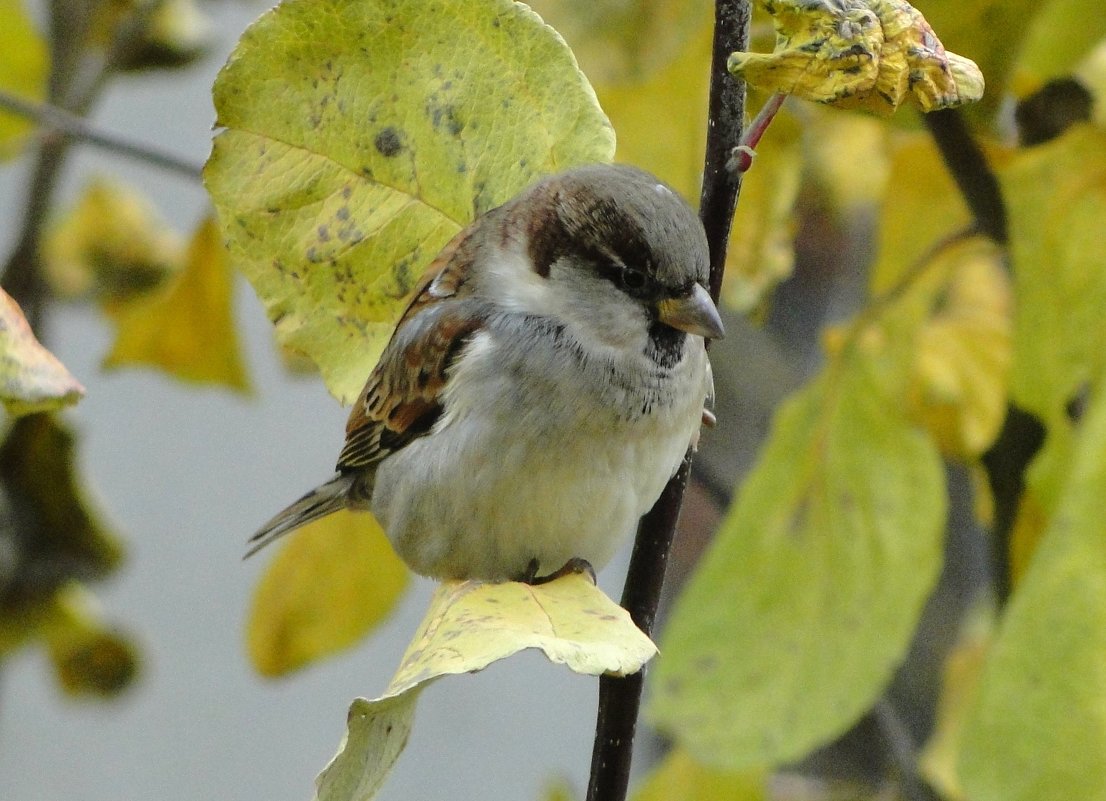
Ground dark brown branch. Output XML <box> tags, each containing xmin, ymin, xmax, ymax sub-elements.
<box><xmin>584</xmin><ymin>4</ymin><xmax>750</xmax><ymax>800</ymax></box>
<box><xmin>923</xmin><ymin>109</ymin><xmax>1006</xmax><ymax>246</ymax></box>
<box><xmin>923</xmin><ymin>108</ymin><xmax>1044</xmax><ymax>605</ymax></box>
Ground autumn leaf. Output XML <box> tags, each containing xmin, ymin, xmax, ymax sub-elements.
<box><xmin>247</xmin><ymin>510</ymin><xmax>409</xmax><ymax>677</ymax></box>
<box><xmin>42</xmin><ymin>179</ymin><xmax>183</xmax><ymax>305</ymax></box>
<box><xmin>103</xmin><ymin>216</ymin><xmax>251</xmax><ymax>393</ymax></box>
<box><xmin>205</xmin><ymin>0</ymin><xmax>615</xmax><ymax>403</ymax></box>
<box><xmin>314</xmin><ymin>572</ymin><xmax>655</xmax><ymax>801</ymax></box>
<box><xmin>729</xmin><ymin>0</ymin><xmax>984</xmax><ymax>115</ymax></box>
<box><xmin>907</xmin><ymin>239</ymin><xmax>1012</xmax><ymax>459</ymax></box>
<box><xmin>0</xmin><ymin>288</ymin><xmax>84</xmax><ymax>416</ymax></box>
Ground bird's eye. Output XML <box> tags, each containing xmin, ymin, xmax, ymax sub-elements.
<box><xmin>619</xmin><ymin>266</ymin><xmax>648</xmax><ymax>291</ymax></box>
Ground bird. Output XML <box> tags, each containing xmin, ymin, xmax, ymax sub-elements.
<box><xmin>247</xmin><ymin>163</ymin><xmax>723</xmax><ymax>583</ymax></box>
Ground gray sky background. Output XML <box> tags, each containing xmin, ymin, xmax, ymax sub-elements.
<box><xmin>0</xmin><ymin>4</ymin><xmax>632</xmax><ymax>799</ymax></box>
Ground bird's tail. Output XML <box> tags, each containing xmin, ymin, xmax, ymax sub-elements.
<box><xmin>244</xmin><ymin>473</ymin><xmax>356</xmax><ymax>558</ymax></box>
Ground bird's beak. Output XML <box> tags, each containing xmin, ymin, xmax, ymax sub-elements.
<box><xmin>656</xmin><ymin>283</ymin><xmax>725</xmax><ymax>339</ymax></box>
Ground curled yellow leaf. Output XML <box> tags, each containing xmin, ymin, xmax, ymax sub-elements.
<box><xmin>315</xmin><ymin>572</ymin><xmax>655</xmax><ymax>801</ymax></box>
<box><xmin>728</xmin><ymin>0</ymin><xmax>984</xmax><ymax>115</ymax></box>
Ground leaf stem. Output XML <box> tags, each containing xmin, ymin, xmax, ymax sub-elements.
<box><xmin>584</xmin><ymin>3</ymin><xmax>750</xmax><ymax>800</ymax></box>
<box><xmin>0</xmin><ymin>90</ymin><xmax>203</xmax><ymax>180</ymax></box>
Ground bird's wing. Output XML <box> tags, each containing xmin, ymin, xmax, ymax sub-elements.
<box><xmin>337</xmin><ymin>221</ymin><xmax>488</xmax><ymax>472</ymax></box>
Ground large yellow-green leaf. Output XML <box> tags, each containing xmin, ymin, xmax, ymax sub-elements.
<box><xmin>958</xmin><ymin>374</ymin><xmax>1106</xmax><ymax>801</ymax></box>
<box><xmin>0</xmin><ymin>0</ymin><xmax>48</xmax><ymax>158</ymax></box>
<box><xmin>205</xmin><ymin>0</ymin><xmax>615</xmax><ymax>403</ymax></box>
<box><xmin>314</xmin><ymin>573</ymin><xmax>654</xmax><ymax>801</ymax></box>
<box><xmin>0</xmin><ymin>288</ymin><xmax>84</xmax><ymax>416</ymax></box>
<box><xmin>246</xmin><ymin>510</ymin><xmax>409</xmax><ymax>677</ymax></box>
<box><xmin>650</xmin><ymin>323</ymin><xmax>945</xmax><ymax>770</ymax></box>
<box><xmin>103</xmin><ymin>216</ymin><xmax>251</xmax><ymax>393</ymax></box>
<box><xmin>1002</xmin><ymin>125</ymin><xmax>1106</xmax><ymax>424</ymax></box>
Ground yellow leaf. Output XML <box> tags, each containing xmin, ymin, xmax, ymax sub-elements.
<box><xmin>0</xmin><ymin>0</ymin><xmax>48</xmax><ymax>158</ymax></box>
<box><xmin>632</xmin><ymin>749</ymin><xmax>766</xmax><ymax>801</ymax></box>
<box><xmin>870</xmin><ymin>134</ymin><xmax>974</xmax><ymax>294</ymax></box>
<box><xmin>908</xmin><ymin>239</ymin><xmax>1012</xmax><ymax>459</ymax></box>
<box><xmin>918</xmin><ymin>610</ymin><xmax>991</xmax><ymax>801</ymax></box>
<box><xmin>43</xmin><ymin>583</ymin><xmax>139</xmax><ymax>698</ymax></box>
<box><xmin>0</xmin><ymin>287</ymin><xmax>84</xmax><ymax>416</ymax></box>
<box><xmin>103</xmin><ymin>216</ymin><xmax>251</xmax><ymax>393</ymax></box>
<box><xmin>314</xmin><ymin>573</ymin><xmax>655</xmax><ymax>801</ymax></box>
<box><xmin>42</xmin><ymin>178</ymin><xmax>183</xmax><ymax>304</ymax></box>
<box><xmin>247</xmin><ymin>510</ymin><xmax>409</xmax><ymax>677</ymax></box>
<box><xmin>116</xmin><ymin>0</ymin><xmax>213</xmax><ymax>71</ymax></box>
<box><xmin>729</xmin><ymin>0</ymin><xmax>984</xmax><ymax>115</ymax></box>
<box><xmin>205</xmin><ymin>0</ymin><xmax>615</xmax><ymax>403</ymax></box>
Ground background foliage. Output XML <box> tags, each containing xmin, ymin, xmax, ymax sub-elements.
<box><xmin>2</xmin><ymin>1</ymin><xmax>1105</xmax><ymax>800</ymax></box>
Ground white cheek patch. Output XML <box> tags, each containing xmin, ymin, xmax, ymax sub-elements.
<box><xmin>481</xmin><ymin>250</ymin><xmax>552</xmax><ymax>316</ymax></box>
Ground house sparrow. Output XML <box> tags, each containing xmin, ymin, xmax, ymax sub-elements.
<box><xmin>247</xmin><ymin>164</ymin><xmax>723</xmax><ymax>582</ymax></box>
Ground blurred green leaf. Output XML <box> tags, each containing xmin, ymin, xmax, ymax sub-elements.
<box><xmin>959</xmin><ymin>376</ymin><xmax>1106</xmax><ymax>801</ymax></box>
<box><xmin>1014</xmin><ymin>0</ymin><xmax>1106</xmax><ymax>92</ymax></box>
<box><xmin>651</xmin><ymin>314</ymin><xmax>945</xmax><ymax>770</ymax></box>
<box><xmin>205</xmin><ymin>0</ymin><xmax>615</xmax><ymax>403</ymax></box>
<box><xmin>1002</xmin><ymin>125</ymin><xmax>1106</xmax><ymax>424</ymax></box>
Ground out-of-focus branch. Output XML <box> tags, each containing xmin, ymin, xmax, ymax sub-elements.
<box><xmin>0</xmin><ymin>90</ymin><xmax>203</xmax><ymax>179</ymax></box>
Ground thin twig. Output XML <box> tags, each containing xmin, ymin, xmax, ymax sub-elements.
<box><xmin>584</xmin><ymin>3</ymin><xmax>751</xmax><ymax>800</ymax></box>
<box><xmin>0</xmin><ymin>90</ymin><xmax>202</xmax><ymax>179</ymax></box>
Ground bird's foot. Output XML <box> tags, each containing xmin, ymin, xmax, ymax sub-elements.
<box><xmin>520</xmin><ymin>557</ymin><xmax>596</xmax><ymax>586</ymax></box>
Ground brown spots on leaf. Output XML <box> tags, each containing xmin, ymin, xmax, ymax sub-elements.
<box><xmin>374</xmin><ymin>127</ymin><xmax>403</xmax><ymax>157</ymax></box>
<box><xmin>317</xmin><ymin>225</ymin><xmax>330</xmax><ymax>242</ymax></box>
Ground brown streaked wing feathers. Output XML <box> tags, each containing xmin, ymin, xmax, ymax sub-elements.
<box><xmin>337</xmin><ymin>220</ymin><xmax>488</xmax><ymax>472</ymax></box>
